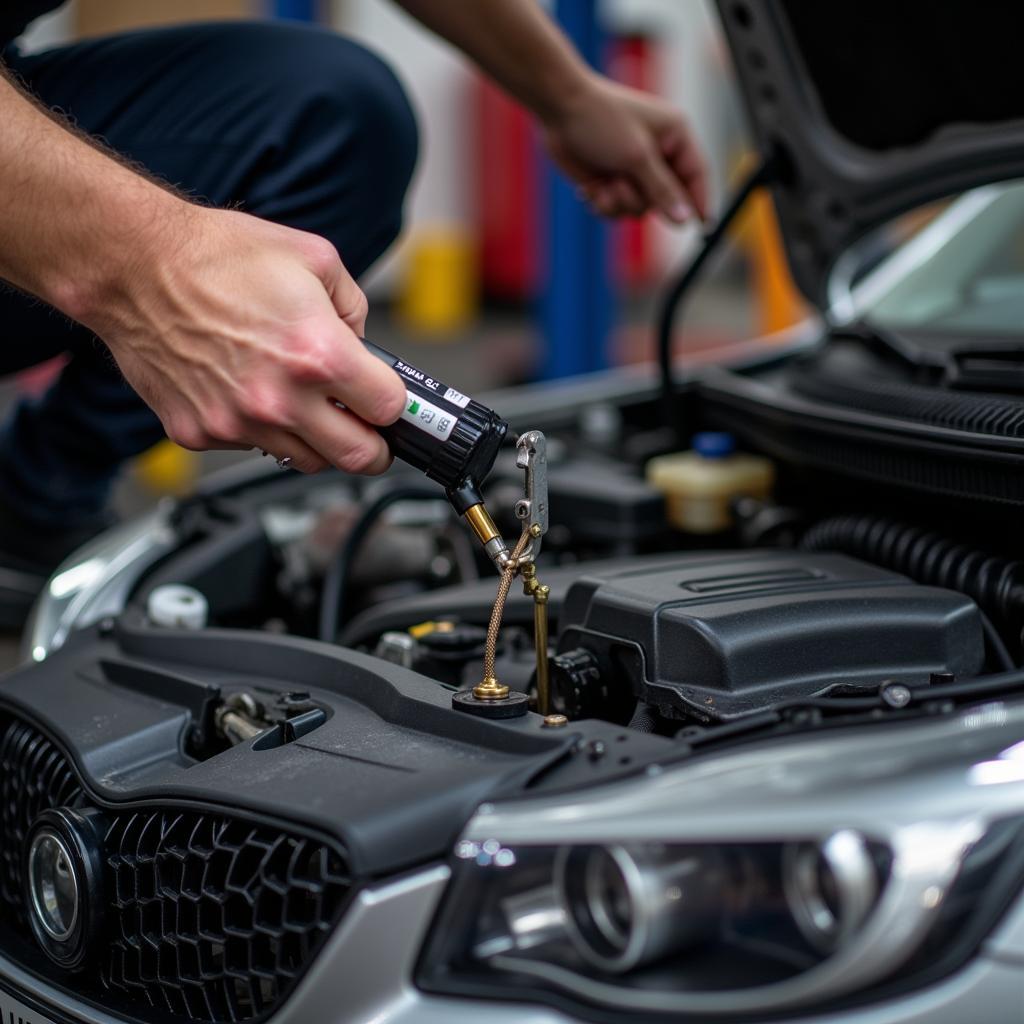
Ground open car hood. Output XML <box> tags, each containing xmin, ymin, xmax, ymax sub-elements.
<box><xmin>716</xmin><ymin>0</ymin><xmax>1024</xmax><ymax>308</ymax></box>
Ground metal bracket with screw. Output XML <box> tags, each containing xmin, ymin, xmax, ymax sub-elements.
<box><xmin>514</xmin><ymin>431</ymin><xmax>548</xmax><ymax>564</ymax></box>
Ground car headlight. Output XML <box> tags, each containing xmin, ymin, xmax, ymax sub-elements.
<box><xmin>419</xmin><ymin>702</ymin><xmax>1024</xmax><ymax>1017</ymax></box>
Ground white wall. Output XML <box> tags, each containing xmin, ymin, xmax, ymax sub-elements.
<box><xmin>18</xmin><ymin>0</ymin><xmax>77</xmax><ymax>52</ymax></box>
<box><xmin>332</xmin><ymin>0</ymin><xmax>476</xmax><ymax>294</ymax></box>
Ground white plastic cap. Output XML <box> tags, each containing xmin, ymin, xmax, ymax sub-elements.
<box><xmin>146</xmin><ymin>584</ymin><xmax>209</xmax><ymax>630</ymax></box>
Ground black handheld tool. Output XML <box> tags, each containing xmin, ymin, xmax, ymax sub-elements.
<box><xmin>362</xmin><ymin>339</ymin><xmax>511</xmax><ymax>563</ymax></box>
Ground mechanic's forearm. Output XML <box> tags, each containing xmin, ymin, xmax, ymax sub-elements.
<box><xmin>0</xmin><ymin>67</ymin><xmax>187</xmax><ymax>325</ymax></box>
<box><xmin>393</xmin><ymin>0</ymin><xmax>594</xmax><ymax>121</ymax></box>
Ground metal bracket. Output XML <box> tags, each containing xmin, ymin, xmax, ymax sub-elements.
<box><xmin>514</xmin><ymin>431</ymin><xmax>548</xmax><ymax>563</ymax></box>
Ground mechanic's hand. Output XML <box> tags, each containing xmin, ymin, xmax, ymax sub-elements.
<box><xmin>94</xmin><ymin>206</ymin><xmax>406</xmax><ymax>474</ymax></box>
<box><xmin>541</xmin><ymin>73</ymin><xmax>709</xmax><ymax>224</ymax></box>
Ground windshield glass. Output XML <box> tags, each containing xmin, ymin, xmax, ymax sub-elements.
<box><xmin>849</xmin><ymin>182</ymin><xmax>1024</xmax><ymax>338</ymax></box>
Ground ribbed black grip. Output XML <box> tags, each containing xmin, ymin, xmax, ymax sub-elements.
<box><xmin>421</xmin><ymin>397</ymin><xmax>492</xmax><ymax>483</ymax></box>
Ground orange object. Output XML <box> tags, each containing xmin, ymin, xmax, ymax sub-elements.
<box><xmin>738</xmin><ymin>183</ymin><xmax>809</xmax><ymax>335</ymax></box>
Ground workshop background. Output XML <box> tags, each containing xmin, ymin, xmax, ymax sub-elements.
<box><xmin>15</xmin><ymin>0</ymin><xmax>805</xmax><ymax>508</ymax></box>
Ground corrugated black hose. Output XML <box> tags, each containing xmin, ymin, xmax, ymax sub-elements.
<box><xmin>801</xmin><ymin>514</ymin><xmax>1024</xmax><ymax>667</ymax></box>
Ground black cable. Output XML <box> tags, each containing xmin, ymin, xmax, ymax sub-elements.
<box><xmin>656</xmin><ymin>157</ymin><xmax>774</xmax><ymax>438</ymax></box>
<box><xmin>317</xmin><ymin>484</ymin><xmax>442</xmax><ymax>643</ymax></box>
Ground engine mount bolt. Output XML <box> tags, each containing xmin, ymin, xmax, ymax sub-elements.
<box><xmin>542</xmin><ymin>714</ymin><xmax>568</xmax><ymax>728</ymax></box>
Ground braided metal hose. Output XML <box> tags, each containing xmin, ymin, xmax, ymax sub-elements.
<box><xmin>800</xmin><ymin>515</ymin><xmax>1024</xmax><ymax>622</ymax></box>
<box><xmin>481</xmin><ymin>529</ymin><xmax>532</xmax><ymax>682</ymax></box>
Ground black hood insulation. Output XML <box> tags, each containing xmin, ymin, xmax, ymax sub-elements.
<box><xmin>717</xmin><ymin>0</ymin><xmax>1024</xmax><ymax>305</ymax></box>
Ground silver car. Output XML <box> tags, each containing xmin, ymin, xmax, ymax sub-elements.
<box><xmin>6</xmin><ymin>2</ymin><xmax>1024</xmax><ymax>1023</ymax></box>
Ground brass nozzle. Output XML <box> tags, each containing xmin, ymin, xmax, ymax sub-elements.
<box><xmin>464</xmin><ymin>502</ymin><xmax>511</xmax><ymax>569</ymax></box>
<box><xmin>464</xmin><ymin>502</ymin><xmax>500</xmax><ymax>545</ymax></box>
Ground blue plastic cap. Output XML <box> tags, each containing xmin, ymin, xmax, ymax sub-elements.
<box><xmin>693</xmin><ymin>431</ymin><xmax>736</xmax><ymax>459</ymax></box>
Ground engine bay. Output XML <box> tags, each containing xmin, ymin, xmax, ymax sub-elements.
<box><xmin>8</xmin><ymin>329</ymin><xmax>1024</xmax><ymax>1024</ymax></box>
<box><xmin>59</xmin><ymin>332</ymin><xmax>1024</xmax><ymax>752</ymax></box>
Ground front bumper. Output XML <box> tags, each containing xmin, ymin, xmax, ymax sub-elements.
<box><xmin>5</xmin><ymin>866</ymin><xmax>1022</xmax><ymax>1024</ymax></box>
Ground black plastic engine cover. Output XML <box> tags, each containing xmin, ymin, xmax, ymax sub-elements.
<box><xmin>0</xmin><ymin>613</ymin><xmax>671</xmax><ymax>879</ymax></box>
<box><xmin>556</xmin><ymin>551</ymin><xmax>984</xmax><ymax>722</ymax></box>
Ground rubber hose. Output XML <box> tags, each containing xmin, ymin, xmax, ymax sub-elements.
<box><xmin>318</xmin><ymin>484</ymin><xmax>441</xmax><ymax>643</ymax></box>
<box><xmin>800</xmin><ymin>515</ymin><xmax>1024</xmax><ymax>623</ymax></box>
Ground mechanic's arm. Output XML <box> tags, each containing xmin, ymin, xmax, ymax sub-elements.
<box><xmin>394</xmin><ymin>0</ymin><xmax>709</xmax><ymax>222</ymax></box>
<box><xmin>0</xmin><ymin>68</ymin><xmax>405</xmax><ymax>473</ymax></box>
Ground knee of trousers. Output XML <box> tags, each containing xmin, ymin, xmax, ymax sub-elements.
<box><xmin>268</xmin><ymin>28</ymin><xmax>419</xmax><ymax>249</ymax></box>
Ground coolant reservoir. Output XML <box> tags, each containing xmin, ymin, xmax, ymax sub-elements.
<box><xmin>646</xmin><ymin>432</ymin><xmax>774</xmax><ymax>534</ymax></box>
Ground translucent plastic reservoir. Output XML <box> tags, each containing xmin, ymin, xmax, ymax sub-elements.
<box><xmin>646</xmin><ymin>432</ymin><xmax>774</xmax><ymax>534</ymax></box>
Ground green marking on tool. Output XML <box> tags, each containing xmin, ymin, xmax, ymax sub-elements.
<box><xmin>408</xmin><ymin>400</ymin><xmax>421</xmax><ymax>415</ymax></box>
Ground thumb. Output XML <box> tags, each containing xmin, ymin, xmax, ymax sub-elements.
<box><xmin>632</xmin><ymin>144</ymin><xmax>692</xmax><ymax>224</ymax></box>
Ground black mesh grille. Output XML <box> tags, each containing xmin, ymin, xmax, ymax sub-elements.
<box><xmin>105</xmin><ymin>811</ymin><xmax>351</xmax><ymax>1022</ymax></box>
<box><xmin>0</xmin><ymin>716</ymin><xmax>84</xmax><ymax>919</ymax></box>
<box><xmin>0</xmin><ymin>714</ymin><xmax>352</xmax><ymax>1024</ymax></box>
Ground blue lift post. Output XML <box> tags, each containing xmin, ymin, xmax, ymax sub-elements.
<box><xmin>270</xmin><ymin>0</ymin><xmax>611</xmax><ymax>378</ymax></box>
<box><xmin>539</xmin><ymin>0</ymin><xmax>613</xmax><ymax>380</ymax></box>
<box><xmin>270</xmin><ymin>0</ymin><xmax>318</xmax><ymax>21</ymax></box>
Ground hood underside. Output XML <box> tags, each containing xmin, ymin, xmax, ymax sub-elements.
<box><xmin>716</xmin><ymin>0</ymin><xmax>1024</xmax><ymax>308</ymax></box>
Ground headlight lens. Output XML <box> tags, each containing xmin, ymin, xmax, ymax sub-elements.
<box><xmin>556</xmin><ymin>844</ymin><xmax>726</xmax><ymax>973</ymax></box>
<box><xmin>783</xmin><ymin>830</ymin><xmax>879</xmax><ymax>953</ymax></box>
<box><xmin>419</xmin><ymin>703</ymin><xmax>1024</xmax><ymax>1017</ymax></box>
<box><xmin>423</xmin><ymin>834</ymin><xmax>898</xmax><ymax>1015</ymax></box>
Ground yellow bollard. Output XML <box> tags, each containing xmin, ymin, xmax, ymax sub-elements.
<box><xmin>132</xmin><ymin>440</ymin><xmax>199</xmax><ymax>497</ymax></box>
<box><xmin>397</xmin><ymin>226</ymin><xmax>478</xmax><ymax>338</ymax></box>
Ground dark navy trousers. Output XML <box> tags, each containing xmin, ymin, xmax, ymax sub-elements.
<box><xmin>0</xmin><ymin>20</ymin><xmax>418</xmax><ymax>528</ymax></box>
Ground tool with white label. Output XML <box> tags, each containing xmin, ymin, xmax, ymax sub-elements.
<box><xmin>361</xmin><ymin>339</ymin><xmax>516</xmax><ymax>568</ymax></box>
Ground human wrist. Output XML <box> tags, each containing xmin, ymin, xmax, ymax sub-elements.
<box><xmin>48</xmin><ymin>178</ymin><xmax>196</xmax><ymax>333</ymax></box>
<box><xmin>531</xmin><ymin>58</ymin><xmax>599</xmax><ymax>127</ymax></box>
